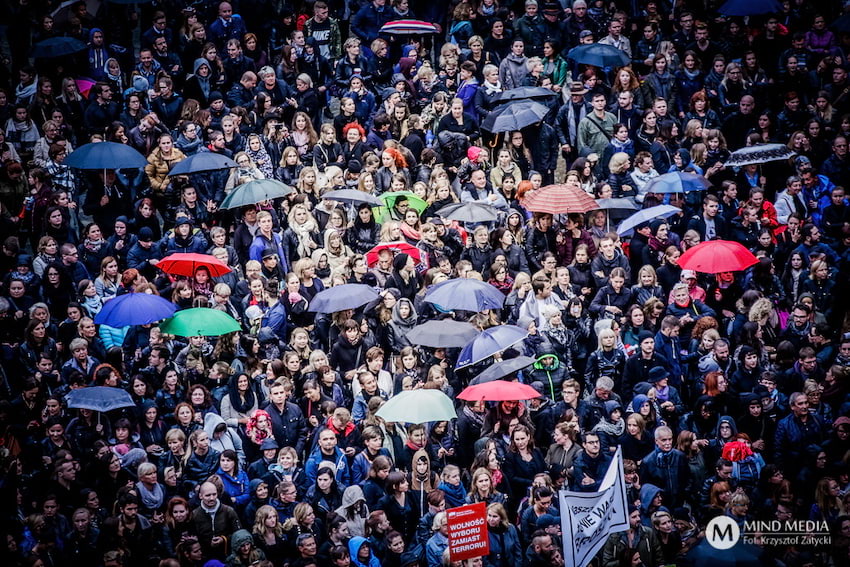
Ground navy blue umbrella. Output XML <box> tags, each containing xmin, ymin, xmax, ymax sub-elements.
<box><xmin>457</xmin><ymin>325</ymin><xmax>529</xmax><ymax>368</ymax></box>
<box><xmin>66</xmin><ymin>386</ymin><xmax>136</xmax><ymax>412</ymax></box>
<box><xmin>470</xmin><ymin>356</ymin><xmax>537</xmax><ymax>384</ymax></box>
<box><xmin>31</xmin><ymin>37</ymin><xmax>87</xmax><ymax>58</ymax></box>
<box><xmin>719</xmin><ymin>0</ymin><xmax>781</xmax><ymax>16</ymax></box>
<box><xmin>169</xmin><ymin>152</ymin><xmax>237</xmax><ymax>175</ymax></box>
<box><xmin>567</xmin><ymin>43</ymin><xmax>630</xmax><ymax>68</ymax></box>
<box><xmin>64</xmin><ymin>142</ymin><xmax>148</xmax><ymax>170</ymax></box>
<box><xmin>94</xmin><ymin>292</ymin><xmax>177</xmax><ymax>327</ymax></box>
<box><xmin>424</xmin><ymin>278</ymin><xmax>505</xmax><ymax>312</ymax></box>
<box><xmin>309</xmin><ymin>284</ymin><xmax>379</xmax><ymax>313</ymax></box>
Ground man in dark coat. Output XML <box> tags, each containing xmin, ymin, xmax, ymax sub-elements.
<box><xmin>639</xmin><ymin>426</ymin><xmax>690</xmax><ymax>508</ymax></box>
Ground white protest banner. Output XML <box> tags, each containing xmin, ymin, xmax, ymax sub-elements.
<box><xmin>558</xmin><ymin>446</ymin><xmax>629</xmax><ymax>567</ymax></box>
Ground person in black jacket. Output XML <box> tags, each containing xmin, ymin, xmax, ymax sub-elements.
<box><xmin>385</xmin><ymin>253</ymin><xmax>420</xmax><ymax>301</ymax></box>
<box><xmin>524</xmin><ymin>213</ymin><xmax>557</xmax><ymax>273</ymax></box>
<box><xmin>346</xmin><ymin>204</ymin><xmax>381</xmax><ymax>255</ymax></box>
<box><xmin>262</xmin><ymin>378</ymin><xmax>308</xmax><ymax>456</ymax></box>
<box><xmin>687</xmin><ymin>194</ymin><xmax>728</xmax><ymax>240</ymax></box>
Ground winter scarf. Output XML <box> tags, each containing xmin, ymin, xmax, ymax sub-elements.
<box><xmin>482</xmin><ymin>80</ymin><xmax>502</xmax><ymax>95</ymax></box>
<box><xmin>137</xmin><ymin>481</ymin><xmax>164</xmax><ymax>510</ymax></box>
<box><xmin>15</xmin><ymin>76</ymin><xmax>38</xmax><ymax>103</ymax></box>
<box><xmin>594</xmin><ymin>416</ymin><xmax>625</xmax><ymax>437</ymax></box>
<box><xmin>246</xmin><ymin>144</ymin><xmax>274</xmax><ymax>178</ymax></box>
<box><xmin>437</xmin><ymin>481</ymin><xmax>467</xmax><ymax>508</ymax></box>
<box><xmin>291</xmin><ymin>219</ymin><xmax>319</xmax><ymax>258</ymax></box>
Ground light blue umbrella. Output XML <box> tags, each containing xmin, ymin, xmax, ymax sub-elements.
<box><xmin>616</xmin><ymin>205</ymin><xmax>682</xmax><ymax>237</ymax></box>
<box><xmin>94</xmin><ymin>292</ymin><xmax>177</xmax><ymax>326</ymax></box>
<box><xmin>457</xmin><ymin>325</ymin><xmax>529</xmax><ymax>368</ymax></box>
<box><xmin>424</xmin><ymin>278</ymin><xmax>505</xmax><ymax>312</ymax></box>
<box><xmin>376</xmin><ymin>390</ymin><xmax>457</xmax><ymax>424</ymax></box>
<box><xmin>642</xmin><ymin>171</ymin><xmax>711</xmax><ymax>194</ymax></box>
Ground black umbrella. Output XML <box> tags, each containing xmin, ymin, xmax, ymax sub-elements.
<box><xmin>406</xmin><ymin>320</ymin><xmax>479</xmax><ymax>348</ymax></box>
<box><xmin>482</xmin><ymin>101</ymin><xmax>549</xmax><ymax>133</ymax></box>
<box><xmin>833</xmin><ymin>14</ymin><xmax>850</xmax><ymax>34</ymax></box>
<box><xmin>32</xmin><ymin>37</ymin><xmax>87</xmax><ymax>58</ymax></box>
<box><xmin>436</xmin><ymin>202</ymin><xmax>499</xmax><ymax>223</ymax></box>
<box><xmin>470</xmin><ymin>356</ymin><xmax>536</xmax><ymax>384</ymax></box>
<box><xmin>494</xmin><ymin>87</ymin><xmax>559</xmax><ymax>104</ymax></box>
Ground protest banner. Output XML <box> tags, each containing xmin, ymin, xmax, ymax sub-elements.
<box><xmin>559</xmin><ymin>446</ymin><xmax>629</xmax><ymax>567</ymax></box>
<box><xmin>446</xmin><ymin>502</ymin><xmax>489</xmax><ymax>562</ymax></box>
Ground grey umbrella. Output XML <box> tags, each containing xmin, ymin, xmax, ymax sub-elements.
<box><xmin>406</xmin><ymin>320</ymin><xmax>479</xmax><ymax>348</ymax></box>
<box><xmin>470</xmin><ymin>356</ymin><xmax>537</xmax><ymax>384</ymax></box>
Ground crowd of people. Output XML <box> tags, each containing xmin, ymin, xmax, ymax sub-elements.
<box><xmin>1</xmin><ymin>0</ymin><xmax>850</xmax><ymax>566</ymax></box>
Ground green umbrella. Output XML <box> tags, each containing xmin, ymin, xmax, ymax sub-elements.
<box><xmin>373</xmin><ymin>191</ymin><xmax>428</xmax><ymax>223</ymax></box>
<box><xmin>221</xmin><ymin>179</ymin><xmax>294</xmax><ymax>209</ymax></box>
<box><xmin>375</xmin><ymin>390</ymin><xmax>457</xmax><ymax>424</ymax></box>
<box><xmin>159</xmin><ymin>308</ymin><xmax>241</xmax><ymax>337</ymax></box>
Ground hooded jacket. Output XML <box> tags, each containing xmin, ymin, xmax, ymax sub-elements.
<box><xmin>204</xmin><ymin>413</ymin><xmax>245</xmax><ymax>465</ymax></box>
<box><xmin>336</xmin><ymin>485</ymin><xmax>369</xmax><ymax>537</ymax></box>
<box><xmin>590</xmin><ymin>250</ymin><xmax>631</xmax><ymax>288</ymax></box>
<box><xmin>348</xmin><ymin>536</ymin><xmax>381</xmax><ymax>567</ymax></box>
<box><xmin>529</xmin><ymin>352</ymin><xmax>570</xmax><ymax>403</ymax></box>
<box><xmin>499</xmin><ymin>53</ymin><xmax>529</xmax><ymax>90</ymax></box>
<box><xmin>388</xmin><ymin>298</ymin><xmax>417</xmax><ymax>354</ymax></box>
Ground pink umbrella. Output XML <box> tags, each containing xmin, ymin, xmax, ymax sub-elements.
<box><xmin>76</xmin><ymin>79</ymin><xmax>96</xmax><ymax>98</ymax></box>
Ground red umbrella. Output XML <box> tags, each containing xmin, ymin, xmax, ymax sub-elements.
<box><xmin>365</xmin><ymin>241</ymin><xmax>423</xmax><ymax>268</ymax></box>
<box><xmin>678</xmin><ymin>240</ymin><xmax>758</xmax><ymax>273</ymax></box>
<box><xmin>457</xmin><ymin>380</ymin><xmax>541</xmax><ymax>402</ymax></box>
<box><xmin>157</xmin><ymin>253</ymin><xmax>232</xmax><ymax>277</ymax></box>
<box><xmin>521</xmin><ymin>184</ymin><xmax>599</xmax><ymax>214</ymax></box>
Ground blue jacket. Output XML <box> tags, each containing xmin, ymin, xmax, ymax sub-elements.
<box><xmin>349</xmin><ymin>536</ymin><xmax>381</xmax><ymax>567</ymax></box>
<box><xmin>261</xmin><ymin>301</ymin><xmax>288</xmax><ymax>341</ymax></box>
<box><xmin>351</xmin><ymin>448</ymin><xmax>392</xmax><ymax>485</ymax></box>
<box><xmin>304</xmin><ymin>446</ymin><xmax>350</xmax><ymax>489</ymax></box>
<box><xmin>351</xmin><ymin>3</ymin><xmax>391</xmax><ymax>44</ymax></box>
<box><xmin>654</xmin><ymin>331</ymin><xmax>684</xmax><ymax>387</ymax></box>
<box><xmin>487</xmin><ymin>523</ymin><xmax>522</xmax><ymax>567</ymax></box>
<box><xmin>208</xmin><ymin>15</ymin><xmax>247</xmax><ymax>48</ymax></box>
<box><xmin>571</xmin><ymin>451</ymin><xmax>612</xmax><ymax>492</ymax></box>
<box><xmin>217</xmin><ymin>467</ymin><xmax>251</xmax><ymax>508</ymax></box>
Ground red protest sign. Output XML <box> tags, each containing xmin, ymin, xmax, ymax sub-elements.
<box><xmin>446</xmin><ymin>502</ymin><xmax>490</xmax><ymax>561</ymax></box>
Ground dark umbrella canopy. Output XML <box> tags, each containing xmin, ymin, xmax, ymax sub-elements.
<box><xmin>833</xmin><ymin>13</ymin><xmax>850</xmax><ymax>34</ymax></box>
<box><xmin>470</xmin><ymin>356</ymin><xmax>537</xmax><ymax>384</ymax></box>
<box><xmin>169</xmin><ymin>152</ymin><xmax>237</xmax><ymax>175</ymax></box>
<box><xmin>436</xmin><ymin>202</ymin><xmax>499</xmax><ymax>223</ymax></box>
<box><xmin>309</xmin><ymin>284</ymin><xmax>380</xmax><ymax>313</ymax></box>
<box><xmin>31</xmin><ymin>37</ymin><xmax>87</xmax><ymax>58</ymax></box>
<box><xmin>406</xmin><ymin>320</ymin><xmax>479</xmax><ymax>348</ymax></box>
<box><xmin>567</xmin><ymin>43</ymin><xmax>630</xmax><ymax>67</ymax></box>
<box><xmin>719</xmin><ymin>0</ymin><xmax>781</xmax><ymax>16</ymax></box>
<box><xmin>66</xmin><ymin>387</ymin><xmax>136</xmax><ymax>412</ymax></box>
<box><xmin>494</xmin><ymin>87</ymin><xmax>559</xmax><ymax>104</ymax></box>
<box><xmin>64</xmin><ymin>142</ymin><xmax>148</xmax><ymax>169</ymax></box>
<box><xmin>482</xmin><ymin>101</ymin><xmax>549</xmax><ymax>133</ymax></box>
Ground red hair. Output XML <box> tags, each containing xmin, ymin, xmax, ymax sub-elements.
<box><xmin>342</xmin><ymin>122</ymin><xmax>366</xmax><ymax>140</ymax></box>
<box><xmin>383</xmin><ymin>147</ymin><xmax>408</xmax><ymax>169</ymax></box>
<box><xmin>516</xmin><ymin>180</ymin><xmax>534</xmax><ymax>202</ymax></box>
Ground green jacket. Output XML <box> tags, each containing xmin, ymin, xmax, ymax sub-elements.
<box><xmin>304</xmin><ymin>16</ymin><xmax>342</xmax><ymax>61</ymax></box>
<box><xmin>578</xmin><ymin>111</ymin><xmax>617</xmax><ymax>157</ymax></box>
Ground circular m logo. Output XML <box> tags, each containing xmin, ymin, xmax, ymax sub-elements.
<box><xmin>706</xmin><ymin>516</ymin><xmax>740</xmax><ymax>550</ymax></box>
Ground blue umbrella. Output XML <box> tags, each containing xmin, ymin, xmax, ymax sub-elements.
<box><xmin>424</xmin><ymin>278</ymin><xmax>505</xmax><ymax>312</ymax></box>
<box><xmin>642</xmin><ymin>171</ymin><xmax>711</xmax><ymax>195</ymax></box>
<box><xmin>94</xmin><ymin>292</ymin><xmax>177</xmax><ymax>326</ymax></box>
<box><xmin>617</xmin><ymin>205</ymin><xmax>682</xmax><ymax>237</ymax></box>
<box><xmin>66</xmin><ymin>386</ymin><xmax>135</xmax><ymax>412</ymax></box>
<box><xmin>31</xmin><ymin>37</ymin><xmax>87</xmax><ymax>58</ymax></box>
<box><xmin>457</xmin><ymin>325</ymin><xmax>529</xmax><ymax>368</ymax></box>
<box><xmin>719</xmin><ymin>0</ymin><xmax>781</xmax><ymax>16</ymax></box>
<box><xmin>567</xmin><ymin>43</ymin><xmax>630</xmax><ymax>68</ymax></box>
<box><xmin>64</xmin><ymin>142</ymin><xmax>148</xmax><ymax>170</ymax></box>
<box><xmin>309</xmin><ymin>284</ymin><xmax>380</xmax><ymax>313</ymax></box>
<box><xmin>169</xmin><ymin>152</ymin><xmax>237</xmax><ymax>175</ymax></box>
